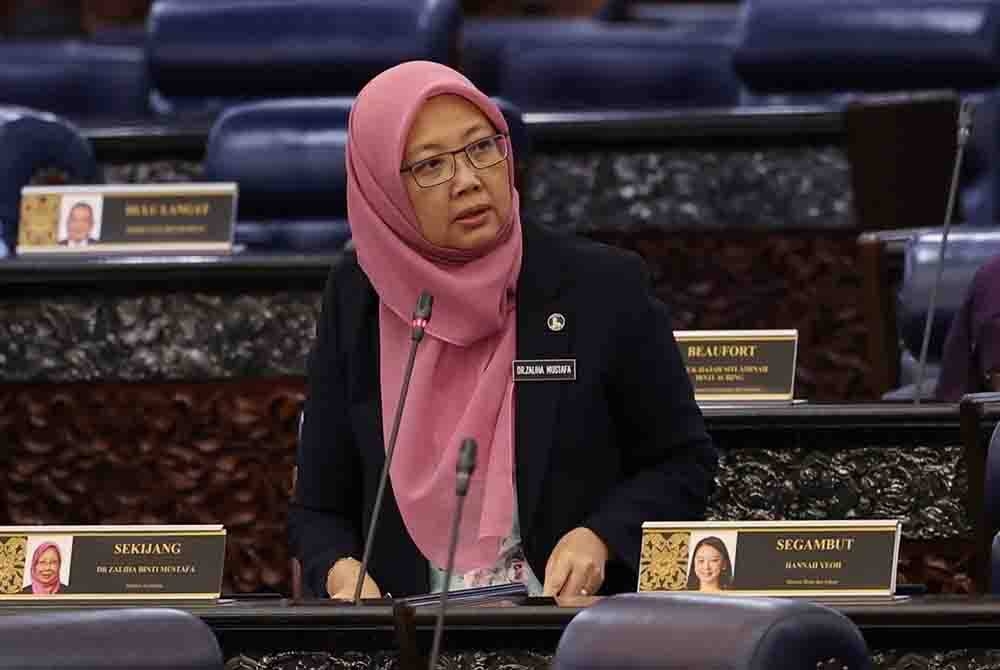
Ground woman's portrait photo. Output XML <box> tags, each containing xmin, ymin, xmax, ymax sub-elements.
<box><xmin>57</xmin><ymin>194</ymin><xmax>103</xmax><ymax>247</ymax></box>
<box><xmin>686</xmin><ymin>533</ymin><xmax>736</xmax><ymax>592</ymax></box>
<box><xmin>21</xmin><ymin>536</ymin><xmax>73</xmax><ymax>595</ymax></box>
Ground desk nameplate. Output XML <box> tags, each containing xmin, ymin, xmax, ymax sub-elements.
<box><xmin>0</xmin><ymin>525</ymin><xmax>225</xmax><ymax>601</ymax></box>
<box><xmin>675</xmin><ymin>329</ymin><xmax>798</xmax><ymax>402</ymax></box>
<box><xmin>17</xmin><ymin>184</ymin><xmax>237</xmax><ymax>256</ymax></box>
<box><xmin>638</xmin><ymin>520</ymin><xmax>901</xmax><ymax>597</ymax></box>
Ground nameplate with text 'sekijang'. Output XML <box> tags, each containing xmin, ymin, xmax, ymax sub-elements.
<box><xmin>0</xmin><ymin>525</ymin><xmax>226</xmax><ymax>601</ymax></box>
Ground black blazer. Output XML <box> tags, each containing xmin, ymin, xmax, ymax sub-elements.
<box><xmin>289</xmin><ymin>225</ymin><xmax>717</xmax><ymax>598</ymax></box>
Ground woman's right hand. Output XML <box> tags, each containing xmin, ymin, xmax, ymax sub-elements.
<box><xmin>326</xmin><ymin>557</ymin><xmax>382</xmax><ymax>600</ymax></box>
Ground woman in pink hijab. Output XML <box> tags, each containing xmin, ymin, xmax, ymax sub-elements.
<box><xmin>290</xmin><ymin>61</ymin><xmax>717</xmax><ymax>600</ymax></box>
<box><xmin>22</xmin><ymin>542</ymin><xmax>67</xmax><ymax>594</ymax></box>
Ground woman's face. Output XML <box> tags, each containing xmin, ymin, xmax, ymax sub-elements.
<box><xmin>35</xmin><ymin>547</ymin><xmax>60</xmax><ymax>582</ymax></box>
<box><xmin>693</xmin><ymin>544</ymin><xmax>723</xmax><ymax>589</ymax></box>
<box><xmin>402</xmin><ymin>94</ymin><xmax>512</xmax><ymax>251</ymax></box>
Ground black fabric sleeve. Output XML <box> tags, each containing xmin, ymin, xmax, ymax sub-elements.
<box><xmin>584</xmin><ymin>252</ymin><xmax>718</xmax><ymax>571</ymax></box>
<box><xmin>287</xmin><ymin>271</ymin><xmax>363</xmax><ymax>598</ymax></box>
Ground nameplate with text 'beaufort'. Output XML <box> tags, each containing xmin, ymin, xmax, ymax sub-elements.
<box><xmin>675</xmin><ymin>329</ymin><xmax>798</xmax><ymax>402</ymax></box>
<box><xmin>0</xmin><ymin>525</ymin><xmax>226</xmax><ymax>601</ymax></box>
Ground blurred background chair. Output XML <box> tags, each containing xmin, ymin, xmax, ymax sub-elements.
<box><xmin>0</xmin><ymin>106</ymin><xmax>99</xmax><ymax>257</ymax></box>
<box><xmin>0</xmin><ymin>608</ymin><xmax>222</xmax><ymax>670</ymax></box>
<box><xmin>885</xmin><ymin>230</ymin><xmax>1000</xmax><ymax>399</ymax></box>
<box><xmin>553</xmin><ymin>592</ymin><xmax>871</xmax><ymax>670</ymax></box>
<box><xmin>734</xmin><ymin>0</ymin><xmax>1000</xmax><ymax>96</ymax></box>
<box><xmin>147</xmin><ymin>0</ymin><xmax>461</xmax><ymax>118</ymax></box>
<box><xmin>203</xmin><ymin>95</ymin><xmax>529</xmax><ymax>253</ymax></box>
<box><xmin>0</xmin><ymin>41</ymin><xmax>150</xmax><ymax>122</ymax></box>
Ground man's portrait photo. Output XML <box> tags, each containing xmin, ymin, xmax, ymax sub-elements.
<box><xmin>21</xmin><ymin>536</ymin><xmax>73</xmax><ymax>595</ymax></box>
<box><xmin>57</xmin><ymin>195</ymin><xmax>103</xmax><ymax>247</ymax></box>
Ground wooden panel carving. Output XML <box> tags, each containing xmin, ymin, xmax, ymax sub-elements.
<box><xmin>587</xmin><ymin>231</ymin><xmax>872</xmax><ymax>400</ymax></box>
<box><xmin>0</xmin><ymin>378</ymin><xmax>304</xmax><ymax>594</ymax></box>
<box><xmin>0</xmin><ymin>378</ymin><xmax>973</xmax><ymax>594</ymax></box>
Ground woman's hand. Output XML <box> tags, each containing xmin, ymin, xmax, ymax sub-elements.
<box><xmin>327</xmin><ymin>557</ymin><xmax>382</xmax><ymax>600</ymax></box>
<box><xmin>542</xmin><ymin>527</ymin><xmax>609</xmax><ymax>597</ymax></box>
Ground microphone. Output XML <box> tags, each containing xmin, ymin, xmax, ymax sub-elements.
<box><xmin>427</xmin><ymin>438</ymin><xmax>478</xmax><ymax>670</ymax></box>
<box><xmin>913</xmin><ymin>100</ymin><xmax>976</xmax><ymax>405</ymax></box>
<box><xmin>352</xmin><ymin>290</ymin><xmax>434</xmax><ymax>603</ymax></box>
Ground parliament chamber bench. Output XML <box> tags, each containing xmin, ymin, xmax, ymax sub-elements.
<box><xmin>1</xmin><ymin>92</ymin><xmax>993</xmax><ymax>601</ymax></box>
<box><xmin>4</xmin><ymin>596</ymin><xmax>1000</xmax><ymax>669</ymax></box>
<box><xmin>67</xmin><ymin>92</ymin><xmax>963</xmax><ymax>401</ymax></box>
<box><xmin>0</xmin><ymin>248</ymin><xmax>996</xmax><ymax>596</ymax></box>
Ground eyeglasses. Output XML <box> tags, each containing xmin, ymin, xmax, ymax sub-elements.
<box><xmin>401</xmin><ymin>134</ymin><xmax>509</xmax><ymax>188</ymax></box>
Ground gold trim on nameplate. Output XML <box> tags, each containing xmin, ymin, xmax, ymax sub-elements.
<box><xmin>21</xmin><ymin>185</ymin><xmax>238</xmax><ymax>197</ymax></box>
<box><xmin>18</xmin><ymin>243</ymin><xmax>233</xmax><ymax>254</ymax></box>
<box><xmin>674</xmin><ymin>329</ymin><xmax>799</xmax><ymax>403</ymax></box>
<box><xmin>639</xmin><ymin>520</ymin><xmax>901</xmax><ymax>597</ymax></box>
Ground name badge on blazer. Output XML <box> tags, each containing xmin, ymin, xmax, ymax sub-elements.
<box><xmin>513</xmin><ymin>359</ymin><xmax>576</xmax><ymax>382</ymax></box>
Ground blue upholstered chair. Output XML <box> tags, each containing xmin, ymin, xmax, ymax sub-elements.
<box><xmin>734</xmin><ymin>0</ymin><xmax>1000</xmax><ymax>94</ymax></box>
<box><xmin>496</xmin><ymin>28</ymin><xmax>741</xmax><ymax>111</ymax></box>
<box><xmin>886</xmin><ymin>230</ymin><xmax>1000</xmax><ymax>398</ymax></box>
<box><xmin>0</xmin><ymin>106</ymin><xmax>99</xmax><ymax>257</ymax></box>
<box><xmin>734</xmin><ymin>2</ymin><xmax>1000</xmax><ymax>224</ymax></box>
<box><xmin>0</xmin><ymin>608</ymin><xmax>222</xmax><ymax>670</ymax></box>
<box><xmin>0</xmin><ymin>41</ymin><xmax>150</xmax><ymax>121</ymax></box>
<box><xmin>203</xmin><ymin>98</ymin><xmax>352</xmax><ymax>252</ymax></box>
<box><xmin>553</xmin><ymin>593</ymin><xmax>871</xmax><ymax>670</ymax></box>
<box><xmin>148</xmin><ymin>0</ymin><xmax>461</xmax><ymax>117</ymax></box>
<box><xmin>465</xmin><ymin>20</ymin><xmax>741</xmax><ymax>109</ymax></box>
<box><xmin>204</xmin><ymin>96</ymin><xmax>529</xmax><ymax>253</ymax></box>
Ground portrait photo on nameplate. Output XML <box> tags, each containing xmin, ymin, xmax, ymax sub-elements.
<box><xmin>674</xmin><ymin>330</ymin><xmax>798</xmax><ymax>402</ymax></box>
<box><xmin>638</xmin><ymin>520</ymin><xmax>901</xmax><ymax>598</ymax></box>
<box><xmin>16</xmin><ymin>184</ymin><xmax>237</xmax><ymax>255</ymax></box>
<box><xmin>0</xmin><ymin>525</ymin><xmax>226</xmax><ymax>600</ymax></box>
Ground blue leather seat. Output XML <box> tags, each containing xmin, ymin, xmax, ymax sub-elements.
<box><xmin>464</xmin><ymin>19</ymin><xmax>741</xmax><ymax>109</ymax></box>
<box><xmin>148</xmin><ymin>0</ymin><xmax>461</xmax><ymax>117</ymax></box>
<box><xmin>0</xmin><ymin>106</ymin><xmax>99</xmax><ymax>257</ymax></box>
<box><xmin>0</xmin><ymin>608</ymin><xmax>222</xmax><ymax>670</ymax></box>
<box><xmin>463</xmin><ymin>19</ymin><xmax>604</xmax><ymax>95</ymax></box>
<box><xmin>553</xmin><ymin>592</ymin><xmax>871</xmax><ymax>670</ymax></box>
<box><xmin>735</xmin><ymin>0</ymin><xmax>1000</xmax><ymax>94</ymax></box>
<box><xmin>891</xmin><ymin>230</ymin><xmax>1000</xmax><ymax>395</ymax></box>
<box><xmin>0</xmin><ymin>41</ymin><xmax>150</xmax><ymax>121</ymax></box>
<box><xmin>493</xmin><ymin>23</ymin><xmax>741</xmax><ymax>111</ymax></box>
<box><xmin>204</xmin><ymin>96</ymin><xmax>529</xmax><ymax>253</ymax></box>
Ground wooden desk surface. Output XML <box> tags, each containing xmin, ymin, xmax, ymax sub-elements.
<box><xmin>1</xmin><ymin>595</ymin><xmax>999</xmax><ymax>652</ymax></box>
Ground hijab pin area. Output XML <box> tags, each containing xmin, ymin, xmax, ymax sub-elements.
<box><xmin>547</xmin><ymin>313</ymin><xmax>566</xmax><ymax>332</ymax></box>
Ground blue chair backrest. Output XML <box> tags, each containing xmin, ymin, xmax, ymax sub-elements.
<box><xmin>898</xmin><ymin>230</ymin><xmax>1000</xmax><ymax>363</ymax></box>
<box><xmin>0</xmin><ymin>106</ymin><xmax>99</xmax><ymax>256</ymax></box>
<box><xmin>494</xmin><ymin>22</ymin><xmax>741</xmax><ymax>111</ymax></box>
<box><xmin>0</xmin><ymin>42</ymin><xmax>150</xmax><ymax>120</ymax></box>
<box><xmin>148</xmin><ymin>0</ymin><xmax>461</xmax><ymax>113</ymax></box>
<box><xmin>0</xmin><ymin>608</ymin><xmax>222</xmax><ymax>670</ymax></box>
<box><xmin>554</xmin><ymin>593</ymin><xmax>871</xmax><ymax>670</ymax></box>
<box><xmin>204</xmin><ymin>95</ymin><xmax>530</xmax><ymax>223</ymax></box>
<box><xmin>735</xmin><ymin>0</ymin><xmax>1000</xmax><ymax>93</ymax></box>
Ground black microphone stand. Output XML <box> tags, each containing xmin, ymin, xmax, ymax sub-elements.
<box><xmin>914</xmin><ymin>100</ymin><xmax>975</xmax><ymax>405</ymax></box>
<box><xmin>427</xmin><ymin>438</ymin><xmax>478</xmax><ymax>670</ymax></box>
<box><xmin>352</xmin><ymin>290</ymin><xmax>434</xmax><ymax>603</ymax></box>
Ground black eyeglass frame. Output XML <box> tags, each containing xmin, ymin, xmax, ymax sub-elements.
<box><xmin>400</xmin><ymin>133</ymin><xmax>509</xmax><ymax>188</ymax></box>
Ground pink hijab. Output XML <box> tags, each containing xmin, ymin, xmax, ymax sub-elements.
<box><xmin>30</xmin><ymin>542</ymin><xmax>62</xmax><ymax>594</ymax></box>
<box><xmin>346</xmin><ymin>61</ymin><xmax>522</xmax><ymax>571</ymax></box>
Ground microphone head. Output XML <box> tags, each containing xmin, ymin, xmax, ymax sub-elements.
<box><xmin>457</xmin><ymin>438</ymin><xmax>477</xmax><ymax>476</ymax></box>
<box><xmin>415</xmin><ymin>291</ymin><xmax>434</xmax><ymax>320</ymax></box>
